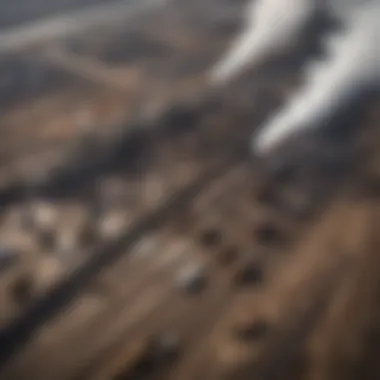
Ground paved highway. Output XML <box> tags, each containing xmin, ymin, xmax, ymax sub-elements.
<box><xmin>0</xmin><ymin>0</ymin><xmax>171</xmax><ymax>52</ymax></box>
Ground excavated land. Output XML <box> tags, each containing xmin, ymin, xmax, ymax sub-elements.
<box><xmin>0</xmin><ymin>0</ymin><xmax>380</xmax><ymax>380</ymax></box>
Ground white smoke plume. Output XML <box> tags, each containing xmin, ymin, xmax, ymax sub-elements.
<box><xmin>253</xmin><ymin>4</ymin><xmax>380</xmax><ymax>155</ymax></box>
<box><xmin>209</xmin><ymin>0</ymin><xmax>380</xmax><ymax>155</ymax></box>
<box><xmin>209</xmin><ymin>0</ymin><xmax>318</xmax><ymax>85</ymax></box>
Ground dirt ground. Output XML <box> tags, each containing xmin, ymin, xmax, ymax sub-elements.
<box><xmin>0</xmin><ymin>0</ymin><xmax>379</xmax><ymax>380</ymax></box>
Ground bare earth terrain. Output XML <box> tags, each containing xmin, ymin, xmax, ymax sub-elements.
<box><xmin>0</xmin><ymin>1</ymin><xmax>379</xmax><ymax>380</ymax></box>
